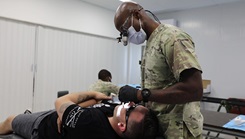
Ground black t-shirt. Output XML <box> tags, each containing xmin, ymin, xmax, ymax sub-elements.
<box><xmin>61</xmin><ymin>104</ymin><xmax>122</xmax><ymax>139</ymax></box>
<box><xmin>38</xmin><ymin>112</ymin><xmax>63</xmax><ymax>139</ymax></box>
<box><xmin>38</xmin><ymin>103</ymin><xmax>120</xmax><ymax>139</ymax></box>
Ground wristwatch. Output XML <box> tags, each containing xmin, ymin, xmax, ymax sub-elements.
<box><xmin>141</xmin><ymin>88</ymin><xmax>151</xmax><ymax>102</ymax></box>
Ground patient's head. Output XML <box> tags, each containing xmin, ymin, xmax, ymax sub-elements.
<box><xmin>114</xmin><ymin>103</ymin><xmax>159</xmax><ymax>139</ymax></box>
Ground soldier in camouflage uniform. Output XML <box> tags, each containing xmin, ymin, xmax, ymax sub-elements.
<box><xmin>114</xmin><ymin>2</ymin><xmax>203</xmax><ymax>139</ymax></box>
<box><xmin>88</xmin><ymin>69</ymin><xmax>120</xmax><ymax>96</ymax></box>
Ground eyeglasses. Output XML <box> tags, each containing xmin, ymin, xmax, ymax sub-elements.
<box><xmin>124</xmin><ymin>105</ymin><xmax>137</xmax><ymax>133</ymax></box>
<box><xmin>116</xmin><ymin>15</ymin><xmax>132</xmax><ymax>43</ymax></box>
<box><xmin>121</xmin><ymin>15</ymin><xmax>131</xmax><ymax>31</ymax></box>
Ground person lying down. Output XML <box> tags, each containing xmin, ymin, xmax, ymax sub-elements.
<box><xmin>0</xmin><ymin>91</ymin><xmax>159</xmax><ymax>139</ymax></box>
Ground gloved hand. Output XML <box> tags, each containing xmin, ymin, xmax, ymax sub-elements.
<box><xmin>118</xmin><ymin>85</ymin><xmax>139</xmax><ymax>103</ymax></box>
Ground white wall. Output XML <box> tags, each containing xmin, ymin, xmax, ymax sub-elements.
<box><xmin>2</xmin><ymin>0</ymin><xmax>244</xmax><ymax>113</ymax></box>
<box><xmin>0</xmin><ymin>0</ymin><xmax>118</xmax><ymax>38</ymax></box>
<box><xmin>157</xmin><ymin>1</ymin><xmax>245</xmax><ymax>99</ymax></box>
<box><xmin>0</xmin><ymin>19</ymin><xmax>35</xmax><ymax>119</ymax></box>
<box><xmin>0</xmin><ymin>0</ymin><xmax>142</xmax><ymax>119</ymax></box>
<box><xmin>0</xmin><ymin>0</ymin><xmax>142</xmax><ymax>88</ymax></box>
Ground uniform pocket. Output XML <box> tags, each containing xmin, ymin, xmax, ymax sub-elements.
<box><xmin>183</xmin><ymin>112</ymin><xmax>203</xmax><ymax>137</ymax></box>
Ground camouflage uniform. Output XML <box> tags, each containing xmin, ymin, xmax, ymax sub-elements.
<box><xmin>141</xmin><ymin>24</ymin><xmax>203</xmax><ymax>139</ymax></box>
<box><xmin>88</xmin><ymin>79</ymin><xmax>120</xmax><ymax>96</ymax></box>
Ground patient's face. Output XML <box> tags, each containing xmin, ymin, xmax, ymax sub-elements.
<box><xmin>114</xmin><ymin>102</ymin><xmax>148</xmax><ymax>124</ymax></box>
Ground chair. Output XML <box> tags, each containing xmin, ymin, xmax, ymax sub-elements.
<box><xmin>223</xmin><ymin>98</ymin><xmax>245</xmax><ymax>115</ymax></box>
<box><xmin>57</xmin><ymin>90</ymin><xmax>69</xmax><ymax>98</ymax></box>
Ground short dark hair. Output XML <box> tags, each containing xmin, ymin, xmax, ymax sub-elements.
<box><xmin>98</xmin><ymin>69</ymin><xmax>111</xmax><ymax>81</ymax></box>
<box><xmin>123</xmin><ymin>109</ymin><xmax>159</xmax><ymax>139</ymax></box>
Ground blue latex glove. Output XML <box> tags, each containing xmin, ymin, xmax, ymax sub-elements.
<box><xmin>119</xmin><ymin>85</ymin><xmax>139</xmax><ymax>103</ymax></box>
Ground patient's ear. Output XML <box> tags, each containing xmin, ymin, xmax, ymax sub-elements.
<box><xmin>117</xmin><ymin>122</ymin><xmax>126</xmax><ymax>132</ymax></box>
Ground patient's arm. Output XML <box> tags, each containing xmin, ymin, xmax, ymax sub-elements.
<box><xmin>0</xmin><ymin>115</ymin><xmax>16</xmax><ymax>135</ymax></box>
<box><xmin>56</xmin><ymin>98</ymin><xmax>99</xmax><ymax>133</ymax></box>
<box><xmin>55</xmin><ymin>91</ymin><xmax>111</xmax><ymax>122</ymax></box>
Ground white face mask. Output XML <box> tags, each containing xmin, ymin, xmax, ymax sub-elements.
<box><xmin>128</xmin><ymin>17</ymin><xmax>147</xmax><ymax>45</ymax></box>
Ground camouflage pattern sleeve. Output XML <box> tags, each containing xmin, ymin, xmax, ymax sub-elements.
<box><xmin>163</xmin><ymin>29</ymin><xmax>202</xmax><ymax>81</ymax></box>
<box><xmin>88</xmin><ymin>80</ymin><xmax>120</xmax><ymax>96</ymax></box>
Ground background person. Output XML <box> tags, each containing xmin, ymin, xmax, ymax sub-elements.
<box><xmin>88</xmin><ymin>69</ymin><xmax>120</xmax><ymax>96</ymax></box>
<box><xmin>114</xmin><ymin>1</ymin><xmax>203</xmax><ymax>139</ymax></box>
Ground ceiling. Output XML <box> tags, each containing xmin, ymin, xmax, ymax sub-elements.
<box><xmin>81</xmin><ymin>0</ymin><xmax>241</xmax><ymax>14</ymax></box>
